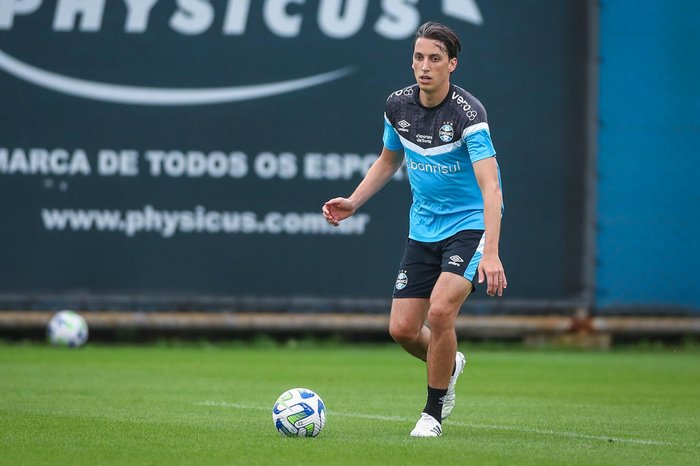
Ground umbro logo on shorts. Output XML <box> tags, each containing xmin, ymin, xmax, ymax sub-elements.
<box><xmin>448</xmin><ymin>255</ymin><xmax>464</xmax><ymax>267</ymax></box>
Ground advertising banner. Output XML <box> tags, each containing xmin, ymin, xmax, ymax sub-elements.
<box><xmin>0</xmin><ymin>1</ymin><xmax>589</xmax><ymax>311</ymax></box>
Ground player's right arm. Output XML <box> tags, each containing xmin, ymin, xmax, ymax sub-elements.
<box><xmin>322</xmin><ymin>146</ymin><xmax>403</xmax><ymax>226</ymax></box>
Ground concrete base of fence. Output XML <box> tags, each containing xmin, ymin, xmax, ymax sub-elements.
<box><xmin>524</xmin><ymin>332</ymin><xmax>613</xmax><ymax>349</ymax></box>
<box><xmin>1</xmin><ymin>312</ymin><xmax>699</xmax><ymax>341</ymax></box>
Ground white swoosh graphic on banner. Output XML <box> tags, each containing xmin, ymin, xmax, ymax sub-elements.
<box><xmin>0</xmin><ymin>48</ymin><xmax>354</xmax><ymax>106</ymax></box>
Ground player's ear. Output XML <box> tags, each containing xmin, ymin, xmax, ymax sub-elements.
<box><xmin>449</xmin><ymin>58</ymin><xmax>457</xmax><ymax>73</ymax></box>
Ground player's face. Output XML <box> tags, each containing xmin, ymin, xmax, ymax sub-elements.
<box><xmin>412</xmin><ymin>38</ymin><xmax>456</xmax><ymax>95</ymax></box>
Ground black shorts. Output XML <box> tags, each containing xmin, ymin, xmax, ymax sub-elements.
<box><xmin>392</xmin><ymin>230</ymin><xmax>485</xmax><ymax>298</ymax></box>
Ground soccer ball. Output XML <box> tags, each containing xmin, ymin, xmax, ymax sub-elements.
<box><xmin>47</xmin><ymin>310</ymin><xmax>88</xmax><ymax>347</ymax></box>
<box><xmin>272</xmin><ymin>388</ymin><xmax>326</xmax><ymax>437</ymax></box>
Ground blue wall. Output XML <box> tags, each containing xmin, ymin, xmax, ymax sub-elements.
<box><xmin>597</xmin><ymin>0</ymin><xmax>700</xmax><ymax>312</ymax></box>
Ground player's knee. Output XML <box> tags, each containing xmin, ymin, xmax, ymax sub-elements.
<box><xmin>427</xmin><ymin>304</ymin><xmax>457</xmax><ymax>333</ymax></box>
<box><xmin>389</xmin><ymin>321</ymin><xmax>420</xmax><ymax>345</ymax></box>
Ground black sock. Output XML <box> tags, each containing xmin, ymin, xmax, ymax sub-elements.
<box><xmin>423</xmin><ymin>386</ymin><xmax>447</xmax><ymax>423</ymax></box>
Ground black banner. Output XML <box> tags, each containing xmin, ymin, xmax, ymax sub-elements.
<box><xmin>0</xmin><ymin>1</ymin><xmax>589</xmax><ymax>311</ymax></box>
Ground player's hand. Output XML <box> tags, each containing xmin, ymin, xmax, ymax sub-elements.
<box><xmin>322</xmin><ymin>197</ymin><xmax>356</xmax><ymax>226</ymax></box>
<box><xmin>478</xmin><ymin>255</ymin><xmax>507</xmax><ymax>297</ymax></box>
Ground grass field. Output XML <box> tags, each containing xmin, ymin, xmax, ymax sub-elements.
<box><xmin>1</xmin><ymin>341</ymin><xmax>699</xmax><ymax>465</ymax></box>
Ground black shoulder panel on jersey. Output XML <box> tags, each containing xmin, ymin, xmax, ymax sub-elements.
<box><xmin>385</xmin><ymin>84</ymin><xmax>419</xmax><ymax>124</ymax></box>
<box><xmin>449</xmin><ymin>85</ymin><xmax>488</xmax><ymax>127</ymax></box>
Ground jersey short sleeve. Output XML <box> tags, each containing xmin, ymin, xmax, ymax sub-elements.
<box><xmin>382</xmin><ymin>114</ymin><xmax>403</xmax><ymax>151</ymax></box>
<box><xmin>463</xmin><ymin>123</ymin><xmax>496</xmax><ymax>163</ymax></box>
<box><xmin>460</xmin><ymin>99</ymin><xmax>496</xmax><ymax>164</ymax></box>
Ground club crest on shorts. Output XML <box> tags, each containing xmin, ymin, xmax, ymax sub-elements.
<box><xmin>439</xmin><ymin>123</ymin><xmax>454</xmax><ymax>142</ymax></box>
<box><xmin>395</xmin><ymin>270</ymin><xmax>408</xmax><ymax>290</ymax></box>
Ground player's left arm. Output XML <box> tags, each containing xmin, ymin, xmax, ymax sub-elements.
<box><xmin>473</xmin><ymin>157</ymin><xmax>507</xmax><ymax>297</ymax></box>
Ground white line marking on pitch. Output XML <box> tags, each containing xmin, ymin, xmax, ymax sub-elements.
<box><xmin>196</xmin><ymin>401</ymin><xmax>676</xmax><ymax>446</ymax></box>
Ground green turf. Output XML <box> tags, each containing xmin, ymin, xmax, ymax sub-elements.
<box><xmin>0</xmin><ymin>342</ymin><xmax>698</xmax><ymax>465</ymax></box>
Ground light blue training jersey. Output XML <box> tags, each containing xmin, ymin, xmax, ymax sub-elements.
<box><xmin>383</xmin><ymin>83</ymin><xmax>501</xmax><ymax>242</ymax></box>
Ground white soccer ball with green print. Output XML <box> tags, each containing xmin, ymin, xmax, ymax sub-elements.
<box><xmin>272</xmin><ymin>388</ymin><xmax>326</xmax><ymax>437</ymax></box>
<box><xmin>47</xmin><ymin>310</ymin><xmax>88</xmax><ymax>347</ymax></box>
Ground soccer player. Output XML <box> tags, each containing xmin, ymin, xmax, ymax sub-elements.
<box><xmin>322</xmin><ymin>21</ymin><xmax>506</xmax><ymax>437</ymax></box>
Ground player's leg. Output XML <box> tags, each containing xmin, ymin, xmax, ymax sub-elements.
<box><xmin>389</xmin><ymin>238</ymin><xmax>441</xmax><ymax>360</ymax></box>
<box><xmin>410</xmin><ymin>273</ymin><xmax>471</xmax><ymax>437</ymax></box>
<box><xmin>426</xmin><ymin>271</ymin><xmax>471</xmax><ymax>390</ymax></box>
<box><xmin>411</xmin><ymin>230</ymin><xmax>483</xmax><ymax>436</ymax></box>
<box><xmin>389</xmin><ymin>298</ymin><xmax>430</xmax><ymax>360</ymax></box>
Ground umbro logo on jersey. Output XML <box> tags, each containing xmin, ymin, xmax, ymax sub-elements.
<box><xmin>448</xmin><ymin>255</ymin><xmax>464</xmax><ymax>267</ymax></box>
<box><xmin>397</xmin><ymin>120</ymin><xmax>411</xmax><ymax>132</ymax></box>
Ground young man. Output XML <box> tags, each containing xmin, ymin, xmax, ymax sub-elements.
<box><xmin>322</xmin><ymin>22</ymin><xmax>506</xmax><ymax>437</ymax></box>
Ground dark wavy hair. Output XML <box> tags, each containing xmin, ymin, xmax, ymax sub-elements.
<box><xmin>414</xmin><ymin>22</ymin><xmax>462</xmax><ymax>59</ymax></box>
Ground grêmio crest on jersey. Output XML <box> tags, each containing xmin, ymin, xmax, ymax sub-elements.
<box><xmin>385</xmin><ymin>84</ymin><xmax>488</xmax><ymax>150</ymax></box>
